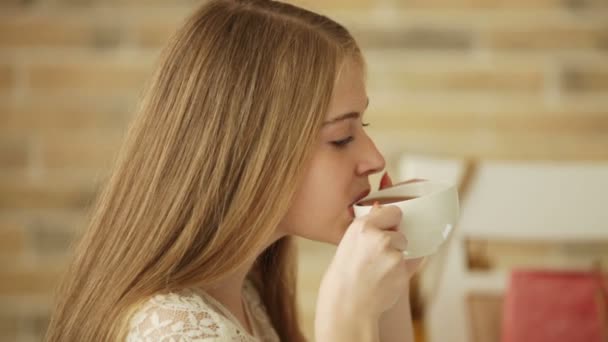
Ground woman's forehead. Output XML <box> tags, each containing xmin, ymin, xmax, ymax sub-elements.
<box><xmin>326</xmin><ymin>61</ymin><xmax>368</xmax><ymax>121</ymax></box>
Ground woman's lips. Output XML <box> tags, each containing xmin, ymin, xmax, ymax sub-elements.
<box><xmin>351</xmin><ymin>189</ymin><xmax>371</xmax><ymax>206</ymax></box>
<box><xmin>348</xmin><ymin>188</ymin><xmax>370</xmax><ymax>218</ymax></box>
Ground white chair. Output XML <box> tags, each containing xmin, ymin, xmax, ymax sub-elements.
<box><xmin>398</xmin><ymin>158</ymin><xmax>608</xmax><ymax>342</ymax></box>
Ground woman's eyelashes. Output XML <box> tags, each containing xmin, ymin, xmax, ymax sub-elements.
<box><xmin>331</xmin><ymin>136</ymin><xmax>354</xmax><ymax>147</ymax></box>
<box><xmin>330</xmin><ymin>122</ymin><xmax>370</xmax><ymax>148</ymax></box>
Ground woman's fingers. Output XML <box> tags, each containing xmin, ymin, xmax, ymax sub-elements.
<box><xmin>364</xmin><ymin>205</ymin><xmax>402</xmax><ymax>231</ymax></box>
<box><xmin>384</xmin><ymin>230</ymin><xmax>408</xmax><ymax>252</ymax></box>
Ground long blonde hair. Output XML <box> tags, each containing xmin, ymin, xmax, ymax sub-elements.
<box><xmin>45</xmin><ymin>0</ymin><xmax>363</xmax><ymax>341</ymax></box>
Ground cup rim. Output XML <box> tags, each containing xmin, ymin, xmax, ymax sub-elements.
<box><xmin>354</xmin><ymin>180</ymin><xmax>454</xmax><ymax>207</ymax></box>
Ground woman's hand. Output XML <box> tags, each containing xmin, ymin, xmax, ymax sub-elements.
<box><xmin>314</xmin><ymin>172</ymin><xmax>427</xmax><ymax>342</ymax></box>
<box><xmin>318</xmin><ymin>203</ymin><xmax>408</xmax><ymax>317</ymax></box>
<box><xmin>376</xmin><ymin>172</ymin><xmax>426</xmax><ymax>342</ymax></box>
<box><xmin>379</xmin><ymin>172</ymin><xmax>426</xmax><ymax>278</ymax></box>
<box><xmin>315</xmin><ymin>195</ymin><xmax>409</xmax><ymax>340</ymax></box>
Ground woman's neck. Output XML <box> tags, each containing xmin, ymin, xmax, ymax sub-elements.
<box><xmin>203</xmin><ymin>258</ymin><xmax>257</xmax><ymax>334</ymax></box>
<box><xmin>201</xmin><ymin>231</ymin><xmax>286</xmax><ymax>334</ymax></box>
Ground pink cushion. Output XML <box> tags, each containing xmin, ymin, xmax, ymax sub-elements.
<box><xmin>501</xmin><ymin>269</ymin><xmax>607</xmax><ymax>342</ymax></box>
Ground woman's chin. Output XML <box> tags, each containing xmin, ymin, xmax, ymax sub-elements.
<box><xmin>292</xmin><ymin>214</ymin><xmax>353</xmax><ymax>246</ymax></box>
<box><xmin>301</xmin><ymin>227</ymin><xmax>347</xmax><ymax>246</ymax></box>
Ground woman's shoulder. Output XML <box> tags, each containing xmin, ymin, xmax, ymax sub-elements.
<box><xmin>126</xmin><ymin>288</ymin><xmax>254</xmax><ymax>341</ymax></box>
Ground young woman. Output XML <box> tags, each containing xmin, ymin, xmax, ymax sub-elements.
<box><xmin>44</xmin><ymin>0</ymin><xmax>422</xmax><ymax>341</ymax></box>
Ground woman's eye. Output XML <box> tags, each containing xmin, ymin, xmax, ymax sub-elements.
<box><xmin>331</xmin><ymin>136</ymin><xmax>353</xmax><ymax>147</ymax></box>
<box><xmin>330</xmin><ymin>123</ymin><xmax>369</xmax><ymax>148</ymax></box>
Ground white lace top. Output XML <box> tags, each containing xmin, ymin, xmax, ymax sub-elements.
<box><xmin>126</xmin><ymin>279</ymin><xmax>280</xmax><ymax>341</ymax></box>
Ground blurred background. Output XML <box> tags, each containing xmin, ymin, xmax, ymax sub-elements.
<box><xmin>1</xmin><ymin>0</ymin><xmax>607</xmax><ymax>341</ymax></box>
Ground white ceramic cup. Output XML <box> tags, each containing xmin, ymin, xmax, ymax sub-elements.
<box><xmin>353</xmin><ymin>180</ymin><xmax>459</xmax><ymax>259</ymax></box>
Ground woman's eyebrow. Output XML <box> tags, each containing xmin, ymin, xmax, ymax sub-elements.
<box><xmin>323</xmin><ymin>112</ymin><xmax>361</xmax><ymax>125</ymax></box>
<box><xmin>323</xmin><ymin>98</ymin><xmax>369</xmax><ymax>126</ymax></box>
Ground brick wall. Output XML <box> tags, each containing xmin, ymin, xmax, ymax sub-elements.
<box><xmin>0</xmin><ymin>0</ymin><xmax>607</xmax><ymax>340</ymax></box>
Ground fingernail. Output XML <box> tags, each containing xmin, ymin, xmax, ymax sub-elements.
<box><xmin>380</xmin><ymin>172</ymin><xmax>388</xmax><ymax>188</ymax></box>
<box><xmin>379</xmin><ymin>171</ymin><xmax>393</xmax><ymax>190</ymax></box>
<box><xmin>372</xmin><ymin>201</ymin><xmax>380</xmax><ymax>210</ymax></box>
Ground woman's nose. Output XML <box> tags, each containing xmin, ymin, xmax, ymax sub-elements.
<box><xmin>355</xmin><ymin>135</ymin><xmax>386</xmax><ymax>176</ymax></box>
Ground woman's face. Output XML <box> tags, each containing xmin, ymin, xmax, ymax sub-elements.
<box><xmin>278</xmin><ymin>59</ymin><xmax>386</xmax><ymax>245</ymax></box>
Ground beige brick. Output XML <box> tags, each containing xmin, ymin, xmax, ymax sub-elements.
<box><xmin>353</xmin><ymin>27</ymin><xmax>473</xmax><ymax>50</ymax></box>
<box><xmin>51</xmin><ymin>0</ymin><xmax>197</xmax><ymax>5</ymax></box>
<box><xmin>0</xmin><ymin>0</ymin><xmax>30</xmax><ymax>7</ymax></box>
<box><xmin>561</xmin><ymin>0</ymin><xmax>608</xmax><ymax>9</ymax></box>
<box><xmin>0</xmin><ymin>99</ymin><xmax>132</xmax><ymax>138</ymax></box>
<box><xmin>370</xmin><ymin>90</ymin><xmax>607</xmax><ymax>112</ymax></box>
<box><xmin>370</xmin><ymin>127</ymin><xmax>608</xmax><ymax>160</ymax></box>
<box><xmin>289</xmin><ymin>0</ymin><xmax>377</xmax><ymax>11</ymax></box>
<box><xmin>26</xmin><ymin>62</ymin><xmax>152</xmax><ymax>94</ymax></box>
<box><xmin>0</xmin><ymin>311</ymin><xmax>18</xmax><ymax>341</ymax></box>
<box><xmin>0</xmin><ymin>63</ymin><xmax>14</xmax><ymax>90</ymax></box>
<box><xmin>0</xmin><ymin>175</ymin><xmax>98</xmax><ymax>210</ymax></box>
<box><xmin>562</xmin><ymin>66</ymin><xmax>608</xmax><ymax>91</ymax></box>
<box><xmin>0</xmin><ymin>13</ymin><xmax>122</xmax><ymax>49</ymax></box>
<box><xmin>39</xmin><ymin>133</ymin><xmax>122</xmax><ymax>170</ymax></box>
<box><xmin>402</xmin><ymin>0</ymin><xmax>533</xmax><ymax>8</ymax></box>
<box><xmin>0</xmin><ymin>211</ymin><xmax>85</xmax><ymax>259</ymax></box>
<box><xmin>485</xmin><ymin>27</ymin><xmax>608</xmax><ymax>50</ymax></box>
<box><xmin>369</xmin><ymin>69</ymin><xmax>544</xmax><ymax>92</ymax></box>
<box><xmin>367</xmin><ymin>93</ymin><xmax>608</xmax><ymax>160</ymax></box>
<box><xmin>0</xmin><ymin>137</ymin><xmax>30</xmax><ymax>170</ymax></box>
<box><xmin>396</xmin><ymin>0</ymin><xmax>607</xmax><ymax>9</ymax></box>
<box><xmin>0</xmin><ymin>296</ymin><xmax>54</xmax><ymax>341</ymax></box>
<box><xmin>45</xmin><ymin>0</ymin><xmax>97</xmax><ymax>5</ymax></box>
<box><xmin>135</xmin><ymin>22</ymin><xmax>179</xmax><ymax>48</ymax></box>
<box><xmin>0</xmin><ymin>228</ymin><xmax>27</xmax><ymax>256</ymax></box>
<box><xmin>132</xmin><ymin>15</ymin><xmax>186</xmax><ymax>48</ymax></box>
<box><xmin>369</xmin><ymin>101</ymin><xmax>608</xmax><ymax>133</ymax></box>
<box><xmin>26</xmin><ymin>219</ymin><xmax>78</xmax><ymax>258</ymax></box>
<box><xmin>17</xmin><ymin>310</ymin><xmax>51</xmax><ymax>342</ymax></box>
<box><xmin>0</xmin><ymin>267</ymin><xmax>62</xmax><ymax>295</ymax></box>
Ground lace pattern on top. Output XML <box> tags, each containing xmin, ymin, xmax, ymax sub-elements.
<box><xmin>126</xmin><ymin>279</ymin><xmax>280</xmax><ymax>342</ymax></box>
